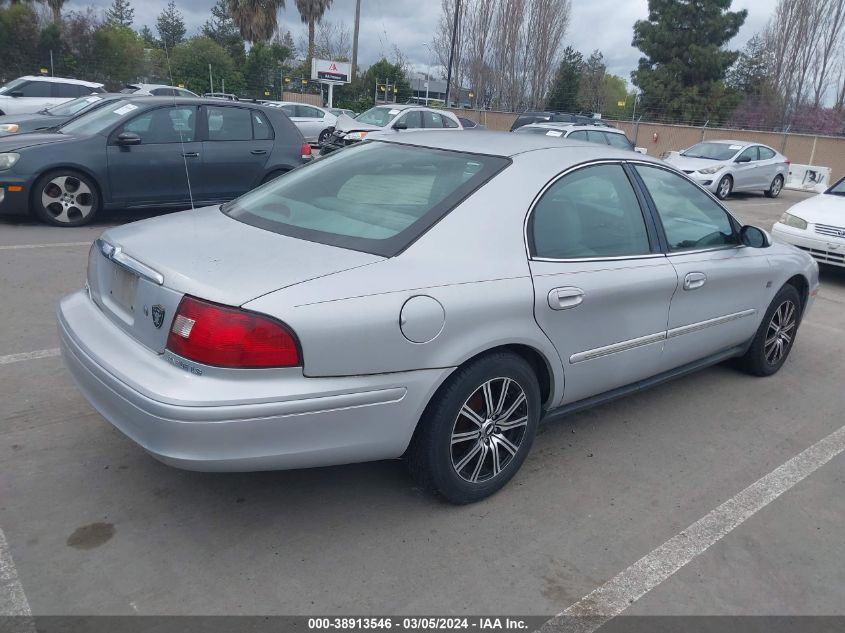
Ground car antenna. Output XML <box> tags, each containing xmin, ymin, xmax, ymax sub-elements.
<box><xmin>162</xmin><ymin>40</ymin><xmax>196</xmax><ymax>211</ymax></box>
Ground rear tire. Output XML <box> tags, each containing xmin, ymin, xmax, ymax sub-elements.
<box><xmin>318</xmin><ymin>129</ymin><xmax>331</xmax><ymax>145</ymax></box>
<box><xmin>736</xmin><ymin>284</ymin><xmax>801</xmax><ymax>376</ymax></box>
<box><xmin>406</xmin><ymin>352</ymin><xmax>541</xmax><ymax>504</ymax></box>
<box><xmin>32</xmin><ymin>169</ymin><xmax>100</xmax><ymax>227</ymax></box>
<box><xmin>764</xmin><ymin>174</ymin><xmax>784</xmax><ymax>198</ymax></box>
<box><xmin>715</xmin><ymin>175</ymin><xmax>733</xmax><ymax>200</ymax></box>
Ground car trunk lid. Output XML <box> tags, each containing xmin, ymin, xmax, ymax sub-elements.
<box><xmin>87</xmin><ymin>206</ymin><xmax>383</xmax><ymax>353</ymax></box>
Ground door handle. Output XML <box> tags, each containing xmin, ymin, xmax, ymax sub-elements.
<box><xmin>548</xmin><ymin>287</ymin><xmax>584</xmax><ymax>310</ymax></box>
<box><xmin>683</xmin><ymin>272</ymin><xmax>707</xmax><ymax>291</ymax></box>
<box><xmin>251</xmin><ymin>149</ymin><xmax>268</xmax><ymax>155</ymax></box>
<box><xmin>181</xmin><ymin>152</ymin><xmax>199</xmax><ymax>158</ymax></box>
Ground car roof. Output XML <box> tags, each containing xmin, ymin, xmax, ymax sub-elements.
<box><xmin>524</xmin><ymin>122</ymin><xmax>624</xmax><ymax>134</ymax></box>
<box><xmin>17</xmin><ymin>75</ymin><xmax>103</xmax><ymax>88</ymax></box>
<box><xmin>699</xmin><ymin>139</ymin><xmax>753</xmax><ymax>146</ymax></box>
<box><xmin>103</xmin><ymin>96</ymin><xmax>264</xmax><ymax>107</ymax></box>
<box><xmin>375</xmin><ymin>130</ymin><xmax>658</xmax><ymax>161</ymax></box>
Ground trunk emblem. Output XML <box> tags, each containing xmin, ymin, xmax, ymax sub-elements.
<box><xmin>151</xmin><ymin>305</ymin><xmax>166</xmax><ymax>329</ymax></box>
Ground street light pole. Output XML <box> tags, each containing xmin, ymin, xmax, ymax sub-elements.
<box><xmin>444</xmin><ymin>0</ymin><xmax>461</xmax><ymax>108</ymax></box>
<box><xmin>422</xmin><ymin>42</ymin><xmax>433</xmax><ymax>105</ymax></box>
<box><xmin>352</xmin><ymin>0</ymin><xmax>362</xmax><ymax>80</ymax></box>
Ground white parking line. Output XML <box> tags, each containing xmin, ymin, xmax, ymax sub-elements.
<box><xmin>0</xmin><ymin>348</ymin><xmax>60</xmax><ymax>365</ymax></box>
<box><xmin>539</xmin><ymin>422</ymin><xmax>845</xmax><ymax>632</ymax></box>
<box><xmin>0</xmin><ymin>528</ymin><xmax>31</xmax><ymax>616</ymax></box>
<box><xmin>0</xmin><ymin>242</ymin><xmax>90</xmax><ymax>251</ymax></box>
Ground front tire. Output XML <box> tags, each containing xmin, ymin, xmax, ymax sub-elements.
<box><xmin>715</xmin><ymin>175</ymin><xmax>733</xmax><ymax>200</ymax></box>
<box><xmin>32</xmin><ymin>169</ymin><xmax>100</xmax><ymax>226</ymax></box>
<box><xmin>736</xmin><ymin>285</ymin><xmax>801</xmax><ymax>376</ymax></box>
<box><xmin>406</xmin><ymin>352</ymin><xmax>541</xmax><ymax>504</ymax></box>
<box><xmin>765</xmin><ymin>174</ymin><xmax>784</xmax><ymax>198</ymax></box>
<box><xmin>318</xmin><ymin>128</ymin><xmax>331</xmax><ymax>145</ymax></box>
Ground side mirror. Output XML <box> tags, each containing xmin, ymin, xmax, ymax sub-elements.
<box><xmin>393</xmin><ymin>121</ymin><xmax>408</xmax><ymax>130</ymax></box>
<box><xmin>735</xmin><ymin>155</ymin><xmax>751</xmax><ymax>163</ymax></box>
<box><xmin>116</xmin><ymin>132</ymin><xmax>141</xmax><ymax>146</ymax></box>
<box><xmin>740</xmin><ymin>225</ymin><xmax>771</xmax><ymax>248</ymax></box>
<box><xmin>9</xmin><ymin>91</ymin><xmax>23</xmax><ymax>98</ymax></box>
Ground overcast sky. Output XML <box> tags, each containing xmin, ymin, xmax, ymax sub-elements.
<box><xmin>68</xmin><ymin>0</ymin><xmax>776</xmax><ymax>84</ymax></box>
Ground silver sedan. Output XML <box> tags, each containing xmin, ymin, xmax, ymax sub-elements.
<box><xmin>58</xmin><ymin>133</ymin><xmax>819</xmax><ymax>503</ymax></box>
<box><xmin>664</xmin><ymin>140</ymin><xmax>790</xmax><ymax>200</ymax></box>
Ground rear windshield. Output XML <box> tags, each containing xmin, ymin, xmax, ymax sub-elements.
<box><xmin>223</xmin><ymin>141</ymin><xmax>510</xmax><ymax>257</ymax></box>
<box><xmin>514</xmin><ymin>126</ymin><xmax>564</xmax><ymax>136</ymax></box>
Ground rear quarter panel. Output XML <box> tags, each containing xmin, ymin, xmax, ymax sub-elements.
<box><xmin>265</xmin><ymin>107</ymin><xmax>307</xmax><ymax>171</ymax></box>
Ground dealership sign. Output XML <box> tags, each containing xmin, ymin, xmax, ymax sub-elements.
<box><xmin>311</xmin><ymin>59</ymin><xmax>352</xmax><ymax>84</ymax></box>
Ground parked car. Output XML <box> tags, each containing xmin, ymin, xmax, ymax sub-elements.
<box><xmin>0</xmin><ymin>93</ymin><xmax>127</xmax><ymax>137</ymax></box>
<box><xmin>0</xmin><ymin>97</ymin><xmax>311</xmax><ymax>226</ymax></box>
<box><xmin>321</xmin><ymin>104</ymin><xmax>463</xmax><ymax>154</ymax></box>
<box><xmin>263</xmin><ymin>101</ymin><xmax>337</xmax><ymax>145</ymax></box>
<box><xmin>771</xmin><ymin>175</ymin><xmax>845</xmax><ymax>268</ymax></box>
<box><xmin>57</xmin><ymin>131</ymin><xmax>818</xmax><ymax>503</ymax></box>
<box><xmin>509</xmin><ymin>111</ymin><xmax>610</xmax><ymax>131</ymax></box>
<box><xmin>329</xmin><ymin>108</ymin><xmax>356</xmax><ymax>118</ymax></box>
<box><xmin>122</xmin><ymin>83</ymin><xmax>199</xmax><ymax>98</ymax></box>
<box><xmin>0</xmin><ymin>76</ymin><xmax>105</xmax><ymax>116</ymax></box>
<box><xmin>457</xmin><ymin>116</ymin><xmax>485</xmax><ymax>130</ymax></box>
<box><xmin>515</xmin><ymin>122</ymin><xmax>645</xmax><ymax>153</ymax></box>
<box><xmin>664</xmin><ymin>140</ymin><xmax>789</xmax><ymax>200</ymax></box>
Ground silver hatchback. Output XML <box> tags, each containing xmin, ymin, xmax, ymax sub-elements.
<box><xmin>59</xmin><ymin>132</ymin><xmax>818</xmax><ymax>503</ymax></box>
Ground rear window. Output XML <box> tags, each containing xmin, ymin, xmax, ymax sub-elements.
<box><xmin>223</xmin><ymin>142</ymin><xmax>510</xmax><ymax>256</ymax></box>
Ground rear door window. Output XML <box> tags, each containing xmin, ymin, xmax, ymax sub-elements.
<box><xmin>423</xmin><ymin>111</ymin><xmax>447</xmax><ymax>128</ymax></box>
<box><xmin>566</xmin><ymin>130</ymin><xmax>589</xmax><ymax>141</ymax></box>
<box><xmin>252</xmin><ymin>111</ymin><xmax>274</xmax><ymax>140</ymax></box>
<box><xmin>529</xmin><ymin>164</ymin><xmax>652</xmax><ymax>259</ymax></box>
<box><xmin>297</xmin><ymin>105</ymin><xmax>323</xmax><ymax>119</ymax></box>
<box><xmin>207</xmin><ymin>106</ymin><xmax>253</xmax><ymax>141</ymax></box>
<box><xmin>758</xmin><ymin>146</ymin><xmax>776</xmax><ymax>160</ymax></box>
<box><xmin>398</xmin><ymin>110</ymin><xmax>423</xmax><ymax>128</ymax></box>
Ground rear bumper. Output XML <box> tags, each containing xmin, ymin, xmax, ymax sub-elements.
<box><xmin>772</xmin><ymin>224</ymin><xmax>845</xmax><ymax>268</ymax></box>
<box><xmin>58</xmin><ymin>289</ymin><xmax>452</xmax><ymax>471</ymax></box>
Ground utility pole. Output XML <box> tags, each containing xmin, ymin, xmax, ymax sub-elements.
<box><xmin>352</xmin><ymin>0</ymin><xmax>362</xmax><ymax>80</ymax></box>
<box><xmin>444</xmin><ymin>0</ymin><xmax>461</xmax><ymax>108</ymax></box>
<box><xmin>209</xmin><ymin>64</ymin><xmax>214</xmax><ymax>95</ymax></box>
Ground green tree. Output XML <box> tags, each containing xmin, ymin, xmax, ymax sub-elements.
<box><xmin>546</xmin><ymin>46</ymin><xmax>583</xmax><ymax>112</ymax></box>
<box><xmin>139</xmin><ymin>24</ymin><xmax>157</xmax><ymax>47</ymax></box>
<box><xmin>0</xmin><ymin>4</ymin><xmax>40</xmax><ymax>78</ymax></box>
<box><xmin>93</xmin><ymin>24</ymin><xmax>144</xmax><ymax>88</ymax></box>
<box><xmin>227</xmin><ymin>0</ymin><xmax>285</xmax><ymax>43</ymax></box>
<box><xmin>170</xmin><ymin>36</ymin><xmax>244</xmax><ymax>94</ymax></box>
<box><xmin>37</xmin><ymin>22</ymin><xmax>62</xmax><ymax>72</ymax></box>
<box><xmin>293</xmin><ymin>0</ymin><xmax>332</xmax><ymax>62</ymax></box>
<box><xmin>105</xmin><ymin>0</ymin><xmax>134</xmax><ymax>28</ymax></box>
<box><xmin>632</xmin><ymin>0</ymin><xmax>747</xmax><ymax>123</ymax></box>
<box><xmin>156</xmin><ymin>0</ymin><xmax>185</xmax><ymax>50</ymax></box>
<box><xmin>202</xmin><ymin>0</ymin><xmax>245</xmax><ymax>63</ymax></box>
<box><xmin>243</xmin><ymin>39</ymin><xmax>291</xmax><ymax>98</ymax></box>
<box><xmin>334</xmin><ymin>57</ymin><xmax>409</xmax><ymax>111</ymax></box>
<box><xmin>577</xmin><ymin>49</ymin><xmax>608</xmax><ymax>113</ymax></box>
<box><xmin>602</xmin><ymin>74</ymin><xmax>630</xmax><ymax>117</ymax></box>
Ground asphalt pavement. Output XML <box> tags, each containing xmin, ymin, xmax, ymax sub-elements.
<box><xmin>1</xmin><ymin>189</ymin><xmax>843</xmax><ymax>626</ymax></box>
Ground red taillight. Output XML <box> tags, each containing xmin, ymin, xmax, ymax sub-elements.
<box><xmin>301</xmin><ymin>143</ymin><xmax>312</xmax><ymax>160</ymax></box>
<box><xmin>166</xmin><ymin>295</ymin><xmax>300</xmax><ymax>369</ymax></box>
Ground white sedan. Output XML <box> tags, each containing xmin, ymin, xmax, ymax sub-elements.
<box><xmin>772</xmin><ymin>176</ymin><xmax>845</xmax><ymax>268</ymax></box>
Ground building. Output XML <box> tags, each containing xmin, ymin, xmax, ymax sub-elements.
<box><xmin>407</xmin><ymin>71</ymin><xmax>472</xmax><ymax>108</ymax></box>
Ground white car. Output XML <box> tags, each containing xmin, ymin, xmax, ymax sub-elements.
<box><xmin>772</xmin><ymin>176</ymin><xmax>845</xmax><ymax>268</ymax></box>
<box><xmin>321</xmin><ymin>104</ymin><xmax>463</xmax><ymax>154</ymax></box>
<box><xmin>263</xmin><ymin>101</ymin><xmax>337</xmax><ymax>145</ymax></box>
<box><xmin>121</xmin><ymin>83</ymin><xmax>199</xmax><ymax>98</ymax></box>
<box><xmin>664</xmin><ymin>140</ymin><xmax>790</xmax><ymax>200</ymax></box>
<box><xmin>514</xmin><ymin>121</ymin><xmax>647</xmax><ymax>154</ymax></box>
<box><xmin>0</xmin><ymin>76</ymin><xmax>105</xmax><ymax>116</ymax></box>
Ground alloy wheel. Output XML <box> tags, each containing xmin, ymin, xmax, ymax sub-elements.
<box><xmin>450</xmin><ymin>377</ymin><xmax>528</xmax><ymax>484</ymax></box>
<box><xmin>764</xmin><ymin>300</ymin><xmax>796</xmax><ymax>366</ymax></box>
<box><xmin>41</xmin><ymin>175</ymin><xmax>95</xmax><ymax>224</ymax></box>
<box><xmin>718</xmin><ymin>177</ymin><xmax>732</xmax><ymax>199</ymax></box>
<box><xmin>771</xmin><ymin>177</ymin><xmax>783</xmax><ymax>196</ymax></box>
